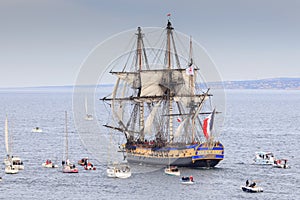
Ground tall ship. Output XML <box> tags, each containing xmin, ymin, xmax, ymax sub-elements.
<box><xmin>101</xmin><ymin>19</ymin><xmax>224</xmax><ymax>168</ymax></box>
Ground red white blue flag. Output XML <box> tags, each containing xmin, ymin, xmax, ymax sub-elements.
<box><xmin>203</xmin><ymin>109</ymin><xmax>215</xmax><ymax>139</ymax></box>
<box><xmin>186</xmin><ymin>66</ymin><xmax>194</xmax><ymax>76</ymax></box>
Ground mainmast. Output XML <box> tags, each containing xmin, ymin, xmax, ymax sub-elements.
<box><xmin>166</xmin><ymin>20</ymin><xmax>174</xmax><ymax>144</ymax></box>
<box><xmin>136</xmin><ymin>27</ymin><xmax>145</xmax><ymax>141</ymax></box>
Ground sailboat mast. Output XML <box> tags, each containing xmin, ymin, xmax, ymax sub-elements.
<box><xmin>137</xmin><ymin>27</ymin><xmax>145</xmax><ymax>141</ymax></box>
<box><xmin>167</xmin><ymin>20</ymin><xmax>174</xmax><ymax>143</ymax></box>
<box><xmin>85</xmin><ymin>96</ymin><xmax>88</xmax><ymax>115</ymax></box>
<box><xmin>5</xmin><ymin>115</ymin><xmax>9</xmax><ymax>155</ymax></box>
<box><xmin>65</xmin><ymin>111</ymin><xmax>68</xmax><ymax>161</ymax></box>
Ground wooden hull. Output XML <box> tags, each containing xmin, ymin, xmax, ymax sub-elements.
<box><xmin>126</xmin><ymin>142</ymin><xmax>224</xmax><ymax>168</ymax></box>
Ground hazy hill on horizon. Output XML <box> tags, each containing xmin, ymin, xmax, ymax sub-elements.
<box><xmin>0</xmin><ymin>77</ymin><xmax>299</xmax><ymax>91</ymax></box>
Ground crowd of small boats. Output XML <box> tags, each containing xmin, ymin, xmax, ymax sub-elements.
<box><xmin>239</xmin><ymin>151</ymin><xmax>291</xmax><ymax>193</ymax></box>
<box><xmin>253</xmin><ymin>151</ymin><xmax>290</xmax><ymax>169</ymax></box>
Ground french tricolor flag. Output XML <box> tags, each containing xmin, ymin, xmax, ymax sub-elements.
<box><xmin>186</xmin><ymin>66</ymin><xmax>194</xmax><ymax>76</ymax></box>
<box><xmin>177</xmin><ymin>117</ymin><xmax>182</xmax><ymax>122</ymax></box>
<box><xmin>203</xmin><ymin>109</ymin><xmax>215</xmax><ymax>140</ymax></box>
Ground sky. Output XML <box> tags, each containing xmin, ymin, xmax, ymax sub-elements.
<box><xmin>0</xmin><ymin>0</ymin><xmax>299</xmax><ymax>87</ymax></box>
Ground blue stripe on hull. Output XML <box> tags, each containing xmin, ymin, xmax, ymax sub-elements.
<box><xmin>127</xmin><ymin>155</ymin><xmax>223</xmax><ymax>168</ymax></box>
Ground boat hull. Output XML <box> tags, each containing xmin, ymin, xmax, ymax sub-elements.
<box><xmin>42</xmin><ymin>163</ymin><xmax>58</xmax><ymax>168</ymax></box>
<box><xmin>62</xmin><ymin>165</ymin><xmax>78</xmax><ymax>173</ymax></box>
<box><xmin>126</xmin><ymin>142</ymin><xmax>224</xmax><ymax>168</ymax></box>
<box><xmin>164</xmin><ymin>167</ymin><xmax>180</xmax><ymax>176</ymax></box>
<box><xmin>5</xmin><ymin>166</ymin><xmax>18</xmax><ymax>174</ymax></box>
<box><xmin>241</xmin><ymin>186</ymin><xmax>263</xmax><ymax>193</ymax></box>
<box><xmin>106</xmin><ymin>163</ymin><xmax>131</xmax><ymax>178</ymax></box>
<box><xmin>181</xmin><ymin>180</ymin><xmax>194</xmax><ymax>185</ymax></box>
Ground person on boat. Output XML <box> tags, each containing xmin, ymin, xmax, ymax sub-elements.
<box><xmin>246</xmin><ymin>180</ymin><xmax>249</xmax><ymax>186</ymax></box>
<box><xmin>283</xmin><ymin>159</ymin><xmax>287</xmax><ymax>168</ymax></box>
<box><xmin>190</xmin><ymin>176</ymin><xmax>194</xmax><ymax>182</ymax></box>
<box><xmin>249</xmin><ymin>182</ymin><xmax>256</xmax><ymax>188</ymax></box>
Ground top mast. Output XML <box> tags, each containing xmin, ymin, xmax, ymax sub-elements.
<box><xmin>166</xmin><ymin>19</ymin><xmax>174</xmax><ymax>143</ymax></box>
<box><xmin>166</xmin><ymin>20</ymin><xmax>173</xmax><ymax>70</ymax></box>
<box><xmin>137</xmin><ymin>27</ymin><xmax>143</xmax><ymax>71</ymax></box>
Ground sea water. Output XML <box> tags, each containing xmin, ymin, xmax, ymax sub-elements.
<box><xmin>0</xmin><ymin>88</ymin><xmax>299</xmax><ymax>199</ymax></box>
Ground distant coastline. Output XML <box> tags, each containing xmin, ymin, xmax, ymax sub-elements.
<box><xmin>211</xmin><ymin>77</ymin><xmax>300</xmax><ymax>90</ymax></box>
<box><xmin>0</xmin><ymin>77</ymin><xmax>299</xmax><ymax>91</ymax></box>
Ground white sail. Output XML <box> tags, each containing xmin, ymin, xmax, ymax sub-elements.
<box><xmin>112</xmin><ymin>78</ymin><xmax>122</xmax><ymax>121</ymax></box>
<box><xmin>115</xmin><ymin>72</ymin><xmax>140</xmax><ymax>89</ymax></box>
<box><xmin>140</xmin><ymin>71</ymin><xmax>165</xmax><ymax>97</ymax></box>
<box><xmin>144</xmin><ymin>100</ymin><xmax>162</xmax><ymax>135</ymax></box>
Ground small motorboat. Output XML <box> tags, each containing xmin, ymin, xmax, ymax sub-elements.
<box><xmin>32</xmin><ymin>127</ymin><xmax>43</xmax><ymax>133</ymax></box>
<box><xmin>78</xmin><ymin>158</ymin><xmax>89</xmax><ymax>166</ymax></box>
<box><xmin>62</xmin><ymin>161</ymin><xmax>78</xmax><ymax>173</ymax></box>
<box><xmin>180</xmin><ymin>176</ymin><xmax>194</xmax><ymax>185</ymax></box>
<box><xmin>241</xmin><ymin>186</ymin><xmax>263</xmax><ymax>193</ymax></box>
<box><xmin>85</xmin><ymin>114</ymin><xmax>93</xmax><ymax>121</ymax></box>
<box><xmin>63</xmin><ymin>165</ymin><xmax>79</xmax><ymax>173</ymax></box>
<box><xmin>253</xmin><ymin>151</ymin><xmax>276</xmax><ymax>165</ymax></box>
<box><xmin>84</xmin><ymin>162</ymin><xmax>96</xmax><ymax>170</ymax></box>
<box><xmin>10</xmin><ymin>156</ymin><xmax>24</xmax><ymax>170</ymax></box>
<box><xmin>78</xmin><ymin>158</ymin><xmax>96</xmax><ymax>170</ymax></box>
<box><xmin>273</xmin><ymin>159</ymin><xmax>289</xmax><ymax>169</ymax></box>
<box><xmin>5</xmin><ymin>165</ymin><xmax>18</xmax><ymax>174</ymax></box>
<box><xmin>241</xmin><ymin>180</ymin><xmax>263</xmax><ymax>193</ymax></box>
<box><xmin>164</xmin><ymin>165</ymin><xmax>180</xmax><ymax>176</ymax></box>
<box><xmin>42</xmin><ymin>159</ymin><xmax>58</xmax><ymax>168</ymax></box>
<box><xmin>107</xmin><ymin>162</ymin><xmax>131</xmax><ymax>178</ymax></box>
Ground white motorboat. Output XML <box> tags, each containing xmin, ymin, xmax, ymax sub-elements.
<box><xmin>107</xmin><ymin>162</ymin><xmax>131</xmax><ymax>178</ymax></box>
<box><xmin>5</xmin><ymin>165</ymin><xmax>18</xmax><ymax>174</ymax></box>
<box><xmin>241</xmin><ymin>180</ymin><xmax>263</xmax><ymax>193</ymax></box>
<box><xmin>62</xmin><ymin>163</ymin><xmax>78</xmax><ymax>173</ymax></box>
<box><xmin>180</xmin><ymin>176</ymin><xmax>194</xmax><ymax>185</ymax></box>
<box><xmin>253</xmin><ymin>151</ymin><xmax>276</xmax><ymax>165</ymax></box>
<box><xmin>11</xmin><ymin>156</ymin><xmax>24</xmax><ymax>170</ymax></box>
<box><xmin>42</xmin><ymin>160</ymin><xmax>58</xmax><ymax>168</ymax></box>
<box><xmin>32</xmin><ymin>127</ymin><xmax>43</xmax><ymax>133</ymax></box>
<box><xmin>241</xmin><ymin>186</ymin><xmax>263</xmax><ymax>193</ymax></box>
<box><xmin>164</xmin><ymin>166</ymin><xmax>180</xmax><ymax>176</ymax></box>
<box><xmin>273</xmin><ymin>159</ymin><xmax>289</xmax><ymax>169</ymax></box>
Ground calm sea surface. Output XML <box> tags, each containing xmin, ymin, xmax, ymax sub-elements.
<box><xmin>0</xmin><ymin>88</ymin><xmax>299</xmax><ymax>200</ymax></box>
